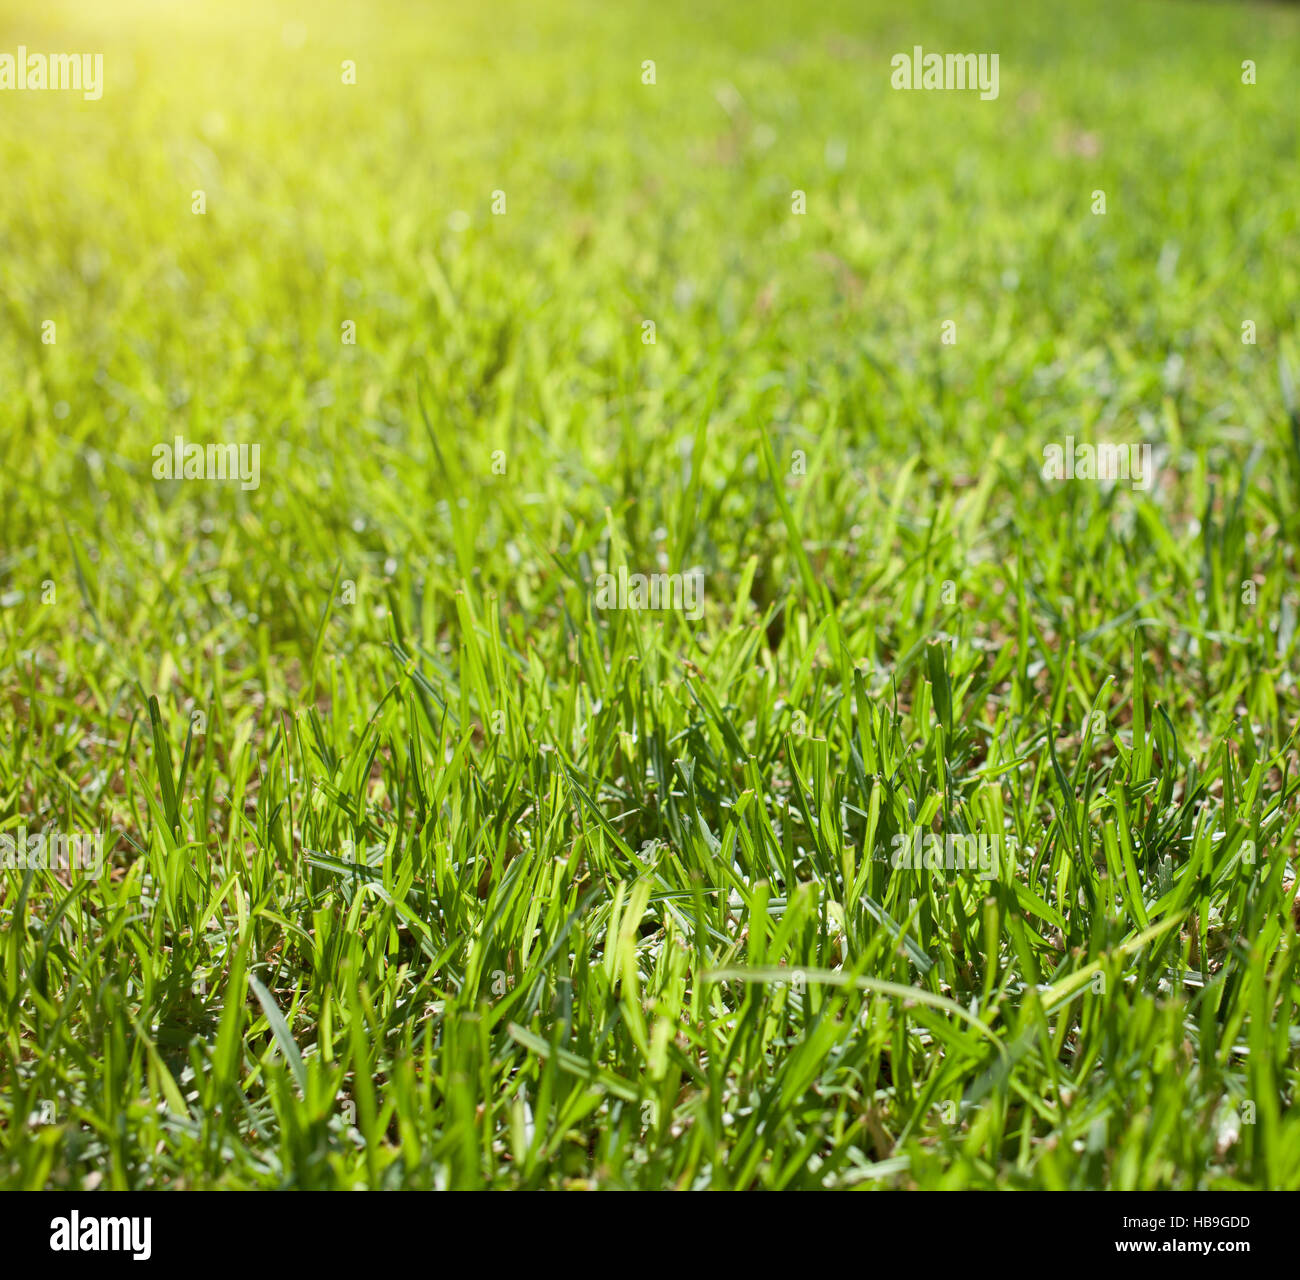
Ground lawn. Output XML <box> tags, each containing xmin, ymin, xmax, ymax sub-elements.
<box><xmin>2</xmin><ymin>0</ymin><xmax>1299</xmax><ymax>1190</ymax></box>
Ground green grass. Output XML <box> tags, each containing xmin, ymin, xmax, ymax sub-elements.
<box><xmin>2</xmin><ymin>0</ymin><xmax>1300</xmax><ymax>1190</ymax></box>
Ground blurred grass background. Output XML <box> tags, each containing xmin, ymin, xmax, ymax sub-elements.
<box><xmin>2</xmin><ymin>0</ymin><xmax>1297</xmax><ymax>684</ymax></box>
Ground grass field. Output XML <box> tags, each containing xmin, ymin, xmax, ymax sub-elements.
<box><xmin>2</xmin><ymin>0</ymin><xmax>1300</xmax><ymax>1190</ymax></box>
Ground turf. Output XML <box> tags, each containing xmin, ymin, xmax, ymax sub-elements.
<box><xmin>2</xmin><ymin>0</ymin><xmax>1300</xmax><ymax>1190</ymax></box>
